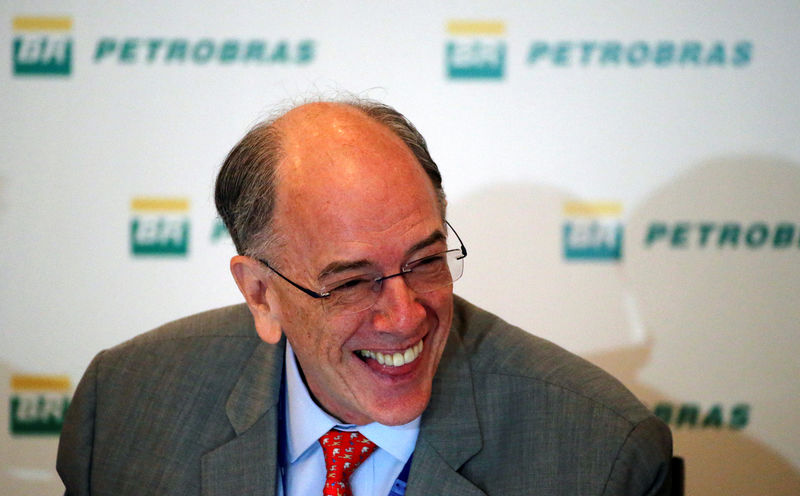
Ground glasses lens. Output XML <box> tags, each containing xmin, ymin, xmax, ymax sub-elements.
<box><xmin>405</xmin><ymin>249</ymin><xmax>464</xmax><ymax>294</ymax></box>
<box><xmin>319</xmin><ymin>223</ymin><xmax>466</xmax><ymax>316</ymax></box>
<box><xmin>320</xmin><ymin>274</ymin><xmax>381</xmax><ymax>315</ymax></box>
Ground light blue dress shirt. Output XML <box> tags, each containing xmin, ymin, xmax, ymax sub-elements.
<box><xmin>278</xmin><ymin>343</ymin><xmax>420</xmax><ymax>496</ymax></box>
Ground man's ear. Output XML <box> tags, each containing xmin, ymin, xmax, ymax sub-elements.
<box><xmin>230</xmin><ymin>255</ymin><xmax>283</xmax><ymax>344</ymax></box>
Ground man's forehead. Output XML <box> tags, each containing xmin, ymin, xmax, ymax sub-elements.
<box><xmin>265</xmin><ymin>102</ymin><xmax>441</xmax><ymax>267</ymax></box>
<box><xmin>273</xmin><ymin>103</ymin><xmax>428</xmax><ymax>207</ymax></box>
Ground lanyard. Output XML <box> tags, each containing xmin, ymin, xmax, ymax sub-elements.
<box><xmin>387</xmin><ymin>454</ymin><xmax>413</xmax><ymax>496</ymax></box>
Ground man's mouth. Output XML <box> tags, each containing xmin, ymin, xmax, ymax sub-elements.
<box><xmin>357</xmin><ymin>340</ymin><xmax>424</xmax><ymax>367</ymax></box>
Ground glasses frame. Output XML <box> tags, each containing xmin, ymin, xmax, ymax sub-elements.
<box><xmin>256</xmin><ymin>220</ymin><xmax>467</xmax><ymax>301</ymax></box>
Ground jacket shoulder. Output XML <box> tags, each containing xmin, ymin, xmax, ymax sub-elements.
<box><xmin>58</xmin><ymin>303</ymin><xmax>275</xmax><ymax>495</ymax></box>
<box><xmin>446</xmin><ymin>296</ymin><xmax>672</xmax><ymax>494</ymax></box>
<box><xmin>452</xmin><ymin>295</ymin><xmax>654</xmax><ymax>425</ymax></box>
<box><xmin>119</xmin><ymin>303</ymin><xmax>256</xmax><ymax>346</ymax></box>
<box><xmin>94</xmin><ymin>303</ymin><xmax>263</xmax><ymax>400</ymax></box>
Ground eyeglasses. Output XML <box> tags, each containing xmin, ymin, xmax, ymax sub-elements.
<box><xmin>257</xmin><ymin>221</ymin><xmax>467</xmax><ymax>315</ymax></box>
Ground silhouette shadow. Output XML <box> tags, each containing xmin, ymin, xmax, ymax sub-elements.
<box><xmin>448</xmin><ymin>158</ymin><xmax>800</xmax><ymax>494</ymax></box>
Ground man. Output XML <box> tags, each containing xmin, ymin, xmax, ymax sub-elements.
<box><xmin>58</xmin><ymin>99</ymin><xmax>672</xmax><ymax>495</ymax></box>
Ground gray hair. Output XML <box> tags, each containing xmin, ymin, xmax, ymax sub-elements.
<box><xmin>214</xmin><ymin>98</ymin><xmax>446</xmax><ymax>257</ymax></box>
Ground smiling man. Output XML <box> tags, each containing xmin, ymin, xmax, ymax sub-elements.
<box><xmin>229</xmin><ymin>102</ymin><xmax>454</xmax><ymax>430</ymax></box>
<box><xmin>58</xmin><ymin>99</ymin><xmax>672</xmax><ymax>495</ymax></box>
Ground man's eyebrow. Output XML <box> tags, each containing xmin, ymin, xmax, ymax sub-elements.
<box><xmin>318</xmin><ymin>260</ymin><xmax>372</xmax><ymax>280</ymax></box>
<box><xmin>317</xmin><ymin>229</ymin><xmax>447</xmax><ymax>280</ymax></box>
<box><xmin>406</xmin><ymin>230</ymin><xmax>446</xmax><ymax>257</ymax></box>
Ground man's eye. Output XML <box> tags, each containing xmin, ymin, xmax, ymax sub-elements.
<box><xmin>331</xmin><ymin>277</ymin><xmax>372</xmax><ymax>292</ymax></box>
<box><xmin>411</xmin><ymin>254</ymin><xmax>445</xmax><ymax>270</ymax></box>
<box><xmin>418</xmin><ymin>254</ymin><xmax>444</xmax><ymax>265</ymax></box>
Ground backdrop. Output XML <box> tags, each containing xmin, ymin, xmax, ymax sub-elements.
<box><xmin>2</xmin><ymin>1</ymin><xmax>799</xmax><ymax>494</ymax></box>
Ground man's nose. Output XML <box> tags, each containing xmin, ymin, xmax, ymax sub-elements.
<box><xmin>370</xmin><ymin>275</ymin><xmax>426</xmax><ymax>333</ymax></box>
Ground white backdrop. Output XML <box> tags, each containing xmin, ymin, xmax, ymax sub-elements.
<box><xmin>2</xmin><ymin>1</ymin><xmax>799</xmax><ymax>494</ymax></box>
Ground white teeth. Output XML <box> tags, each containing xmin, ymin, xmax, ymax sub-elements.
<box><xmin>359</xmin><ymin>340</ymin><xmax>424</xmax><ymax>367</ymax></box>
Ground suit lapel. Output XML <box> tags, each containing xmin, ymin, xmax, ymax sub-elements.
<box><xmin>201</xmin><ymin>338</ymin><xmax>286</xmax><ymax>496</ymax></box>
<box><xmin>199</xmin><ymin>307</ymin><xmax>486</xmax><ymax>495</ymax></box>
<box><xmin>408</xmin><ymin>437</ymin><xmax>487</xmax><ymax>496</ymax></box>
<box><xmin>407</xmin><ymin>312</ymin><xmax>486</xmax><ymax>496</ymax></box>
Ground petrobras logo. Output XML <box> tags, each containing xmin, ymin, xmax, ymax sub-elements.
<box><xmin>653</xmin><ymin>401</ymin><xmax>750</xmax><ymax>430</ymax></box>
<box><xmin>130</xmin><ymin>197</ymin><xmax>190</xmax><ymax>256</ymax></box>
<box><xmin>445</xmin><ymin>20</ymin><xmax>506</xmax><ymax>80</ymax></box>
<box><xmin>644</xmin><ymin>221</ymin><xmax>800</xmax><ymax>250</ymax></box>
<box><xmin>563</xmin><ymin>201</ymin><xmax>623</xmax><ymax>261</ymax></box>
<box><xmin>10</xmin><ymin>374</ymin><xmax>71</xmax><ymax>435</ymax></box>
<box><xmin>93</xmin><ymin>38</ymin><xmax>315</xmax><ymax>65</ymax></box>
<box><xmin>527</xmin><ymin>40</ymin><xmax>752</xmax><ymax>68</ymax></box>
<box><xmin>12</xmin><ymin>16</ymin><xmax>73</xmax><ymax>76</ymax></box>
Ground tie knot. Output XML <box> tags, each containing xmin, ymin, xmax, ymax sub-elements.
<box><xmin>319</xmin><ymin>429</ymin><xmax>377</xmax><ymax>496</ymax></box>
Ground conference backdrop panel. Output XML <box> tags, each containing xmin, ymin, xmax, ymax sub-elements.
<box><xmin>2</xmin><ymin>1</ymin><xmax>798</xmax><ymax>494</ymax></box>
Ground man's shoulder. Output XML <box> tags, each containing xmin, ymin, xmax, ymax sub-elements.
<box><xmin>114</xmin><ymin>303</ymin><xmax>256</xmax><ymax>348</ymax></box>
<box><xmin>60</xmin><ymin>303</ymin><xmax>281</xmax><ymax>495</ymax></box>
<box><xmin>427</xmin><ymin>297</ymin><xmax>671</xmax><ymax>495</ymax></box>
<box><xmin>85</xmin><ymin>303</ymin><xmax>274</xmax><ymax>416</ymax></box>
<box><xmin>451</xmin><ymin>295</ymin><xmax>652</xmax><ymax>424</ymax></box>
<box><xmin>97</xmin><ymin>303</ymin><xmax>261</xmax><ymax>372</ymax></box>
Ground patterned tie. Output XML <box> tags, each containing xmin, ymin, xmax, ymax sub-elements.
<box><xmin>319</xmin><ymin>429</ymin><xmax>377</xmax><ymax>496</ymax></box>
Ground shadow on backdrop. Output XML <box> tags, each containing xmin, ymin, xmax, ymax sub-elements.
<box><xmin>448</xmin><ymin>156</ymin><xmax>800</xmax><ymax>495</ymax></box>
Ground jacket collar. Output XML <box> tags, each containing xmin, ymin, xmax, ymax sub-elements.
<box><xmin>200</xmin><ymin>301</ymin><xmax>487</xmax><ymax>496</ymax></box>
<box><xmin>407</xmin><ymin>306</ymin><xmax>487</xmax><ymax>495</ymax></box>
<box><xmin>201</xmin><ymin>336</ymin><xmax>285</xmax><ymax>496</ymax></box>
<box><xmin>225</xmin><ymin>337</ymin><xmax>285</xmax><ymax>435</ymax></box>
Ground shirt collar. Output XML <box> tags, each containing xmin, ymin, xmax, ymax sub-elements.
<box><xmin>283</xmin><ymin>342</ymin><xmax>420</xmax><ymax>464</ymax></box>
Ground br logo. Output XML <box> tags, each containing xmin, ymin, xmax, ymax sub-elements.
<box><xmin>562</xmin><ymin>201</ymin><xmax>624</xmax><ymax>261</ymax></box>
<box><xmin>12</xmin><ymin>16</ymin><xmax>72</xmax><ymax>76</ymax></box>
<box><xmin>445</xmin><ymin>20</ymin><xmax>506</xmax><ymax>80</ymax></box>
<box><xmin>10</xmin><ymin>374</ymin><xmax>71</xmax><ymax>435</ymax></box>
<box><xmin>130</xmin><ymin>197</ymin><xmax>191</xmax><ymax>256</ymax></box>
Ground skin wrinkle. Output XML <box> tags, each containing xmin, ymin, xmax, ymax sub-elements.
<box><xmin>317</xmin><ymin>230</ymin><xmax>446</xmax><ymax>284</ymax></box>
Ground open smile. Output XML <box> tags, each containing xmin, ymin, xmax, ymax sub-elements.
<box><xmin>357</xmin><ymin>340</ymin><xmax>424</xmax><ymax>367</ymax></box>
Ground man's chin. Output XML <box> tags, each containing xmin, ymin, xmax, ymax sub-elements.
<box><xmin>370</xmin><ymin>410</ymin><xmax>424</xmax><ymax>427</ymax></box>
<box><xmin>361</xmin><ymin>393</ymin><xmax>431</xmax><ymax>426</ymax></box>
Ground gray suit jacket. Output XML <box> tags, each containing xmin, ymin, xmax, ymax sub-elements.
<box><xmin>57</xmin><ymin>296</ymin><xmax>672</xmax><ymax>495</ymax></box>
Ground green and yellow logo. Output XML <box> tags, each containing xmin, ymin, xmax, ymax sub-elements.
<box><xmin>654</xmin><ymin>402</ymin><xmax>750</xmax><ymax>430</ymax></box>
<box><xmin>10</xmin><ymin>374</ymin><xmax>71</xmax><ymax>435</ymax></box>
<box><xmin>445</xmin><ymin>20</ymin><xmax>506</xmax><ymax>80</ymax></box>
<box><xmin>130</xmin><ymin>197</ymin><xmax>190</xmax><ymax>256</ymax></box>
<box><xmin>12</xmin><ymin>16</ymin><xmax>73</xmax><ymax>76</ymax></box>
<box><xmin>563</xmin><ymin>201</ymin><xmax>624</xmax><ymax>261</ymax></box>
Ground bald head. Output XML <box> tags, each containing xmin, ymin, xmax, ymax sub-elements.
<box><xmin>215</xmin><ymin>99</ymin><xmax>445</xmax><ymax>257</ymax></box>
<box><xmin>275</xmin><ymin>102</ymin><xmax>409</xmax><ymax>183</ymax></box>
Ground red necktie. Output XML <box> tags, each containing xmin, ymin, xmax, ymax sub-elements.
<box><xmin>319</xmin><ymin>429</ymin><xmax>377</xmax><ymax>496</ymax></box>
